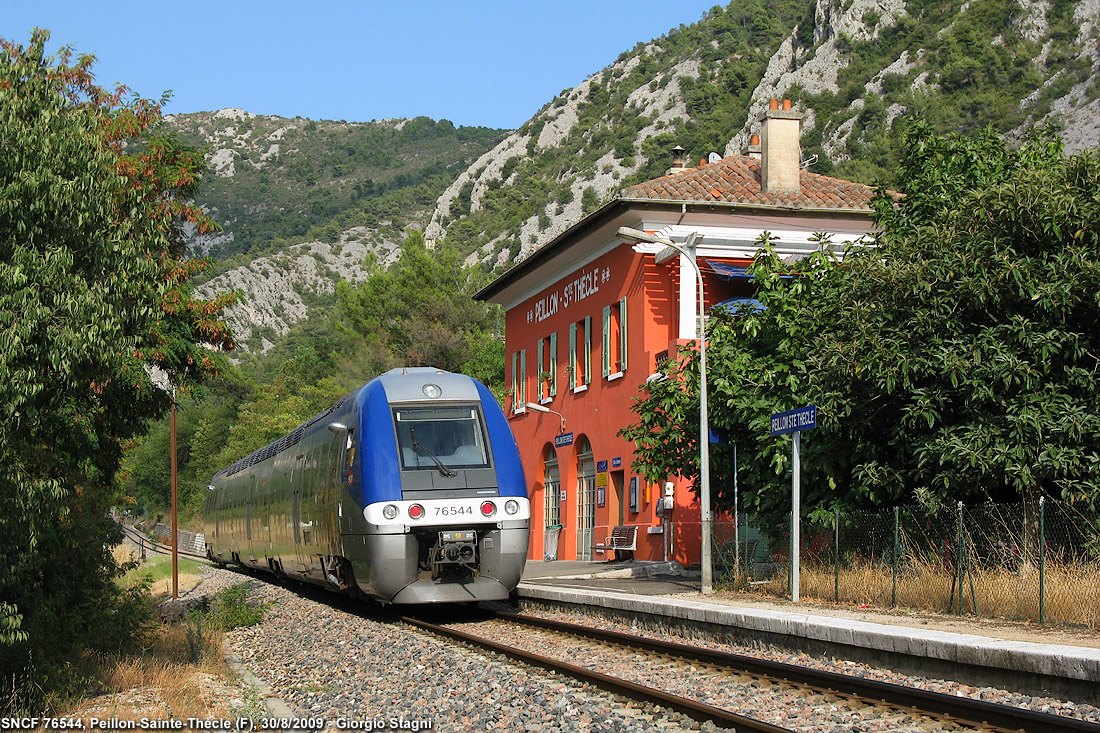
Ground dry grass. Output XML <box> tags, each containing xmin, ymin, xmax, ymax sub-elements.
<box><xmin>114</xmin><ymin>543</ymin><xmax>206</xmax><ymax>600</ymax></box>
<box><xmin>771</xmin><ymin>557</ymin><xmax>1100</xmax><ymax>629</ymax></box>
<box><xmin>40</xmin><ymin>548</ymin><xmax>265</xmax><ymax>726</ymax></box>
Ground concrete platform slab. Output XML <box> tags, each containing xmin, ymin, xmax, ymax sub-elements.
<box><xmin>516</xmin><ymin>560</ymin><xmax>1100</xmax><ymax>703</ymax></box>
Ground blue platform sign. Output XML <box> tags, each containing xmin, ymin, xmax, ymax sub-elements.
<box><xmin>554</xmin><ymin>431</ymin><xmax>575</xmax><ymax>448</ymax></box>
<box><xmin>770</xmin><ymin>405</ymin><xmax>817</xmax><ymax>436</ymax></box>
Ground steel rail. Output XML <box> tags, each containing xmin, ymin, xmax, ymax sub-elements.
<box><xmin>118</xmin><ymin>521</ymin><xmax>210</xmax><ymax>562</ymax></box>
<box><xmin>400</xmin><ymin>615</ymin><xmax>792</xmax><ymax>732</ymax></box>
<box><xmin>498</xmin><ymin>611</ymin><xmax>1100</xmax><ymax>733</ymax></box>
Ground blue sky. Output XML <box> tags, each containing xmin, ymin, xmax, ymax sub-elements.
<box><xmin>5</xmin><ymin>1</ymin><xmax>721</xmax><ymax>130</ymax></box>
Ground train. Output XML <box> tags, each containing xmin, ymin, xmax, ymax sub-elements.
<box><xmin>203</xmin><ymin>367</ymin><xmax>530</xmax><ymax>604</ymax></box>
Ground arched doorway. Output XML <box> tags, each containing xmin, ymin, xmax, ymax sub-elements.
<box><xmin>575</xmin><ymin>436</ymin><xmax>596</xmax><ymax>560</ymax></box>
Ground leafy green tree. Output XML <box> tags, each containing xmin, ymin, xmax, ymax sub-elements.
<box><xmin>336</xmin><ymin>230</ymin><xmax>505</xmax><ymax>388</ymax></box>
<box><xmin>0</xmin><ymin>31</ymin><xmax>232</xmax><ymax>706</ymax></box>
<box><xmin>622</xmin><ymin>124</ymin><xmax>1100</xmax><ymax>532</ymax></box>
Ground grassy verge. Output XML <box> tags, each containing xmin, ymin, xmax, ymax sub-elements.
<box><xmin>727</xmin><ymin>558</ymin><xmax>1100</xmax><ymax>628</ymax></box>
<box><xmin>39</xmin><ymin>549</ymin><xmax>271</xmax><ymax>724</ymax></box>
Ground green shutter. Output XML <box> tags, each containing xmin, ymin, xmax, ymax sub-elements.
<box><xmin>549</xmin><ymin>332</ymin><xmax>558</xmax><ymax>397</ymax></box>
<box><xmin>568</xmin><ymin>322</ymin><xmax>577</xmax><ymax>389</ymax></box>
<box><xmin>602</xmin><ymin>305</ymin><xmax>611</xmax><ymax>378</ymax></box>
<box><xmin>619</xmin><ymin>296</ymin><xmax>628</xmax><ymax>372</ymax></box>
<box><xmin>537</xmin><ymin>338</ymin><xmax>544</xmax><ymax>398</ymax></box>
<box><xmin>519</xmin><ymin>349</ymin><xmax>526</xmax><ymax>404</ymax></box>
<box><xmin>583</xmin><ymin>315</ymin><xmax>592</xmax><ymax>386</ymax></box>
<box><xmin>511</xmin><ymin>351</ymin><xmax>518</xmax><ymax>411</ymax></box>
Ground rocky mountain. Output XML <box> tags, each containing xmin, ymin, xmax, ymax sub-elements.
<box><xmin>184</xmin><ymin>0</ymin><xmax>1100</xmax><ymax>352</ymax></box>
<box><xmin>167</xmin><ymin>110</ymin><xmax>505</xmax><ymax>350</ymax></box>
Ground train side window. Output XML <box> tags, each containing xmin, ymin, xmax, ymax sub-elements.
<box><xmin>343</xmin><ymin>433</ymin><xmax>356</xmax><ymax>487</ymax></box>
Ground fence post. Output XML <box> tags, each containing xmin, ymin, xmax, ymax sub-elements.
<box><xmin>892</xmin><ymin>506</ymin><xmax>899</xmax><ymax>608</ymax></box>
<box><xmin>1039</xmin><ymin>495</ymin><xmax>1046</xmax><ymax>625</ymax></box>
<box><xmin>834</xmin><ymin>507</ymin><xmax>840</xmax><ymax>604</ymax></box>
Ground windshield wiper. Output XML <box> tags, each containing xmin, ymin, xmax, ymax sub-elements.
<box><xmin>410</xmin><ymin>429</ymin><xmax>456</xmax><ymax>477</ymax></box>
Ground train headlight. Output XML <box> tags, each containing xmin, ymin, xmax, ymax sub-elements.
<box><xmin>382</xmin><ymin>504</ymin><xmax>398</xmax><ymax>520</ymax></box>
<box><xmin>479</xmin><ymin>501</ymin><xmax>496</xmax><ymax>517</ymax></box>
<box><xmin>408</xmin><ymin>504</ymin><xmax>425</xmax><ymax>520</ymax></box>
<box><xmin>504</xmin><ymin>500</ymin><xmax>519</xmax><ymax>515</ymax></box>
<box><xmin>422</xmin><ymin>383</ymin><xmax>442</xmax><ymax>399</ymax></box>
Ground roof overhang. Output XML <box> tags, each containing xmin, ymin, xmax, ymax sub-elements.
<box><xmin>474</xmin><ymin>195</ymin><xmax>877</xmax><ymax>307</ymax></box>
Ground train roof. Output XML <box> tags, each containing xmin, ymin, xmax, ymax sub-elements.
<box><xmin>214</xmin><ymin>392</ymin><xmax>353</xmax><ymax>479</ymax></box>
<box><xmin>213</xmin><ymin>367</ymin><xmax>481</xmax><ymax>480</ymax></box>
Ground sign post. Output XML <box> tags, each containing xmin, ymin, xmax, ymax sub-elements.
<box><xmin>770</xmin><ymin>405</ymin><xmax>817</xmax><ymax>602</ymax></box>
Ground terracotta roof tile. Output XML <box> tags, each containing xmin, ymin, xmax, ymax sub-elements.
<box><xmin>619</xmin><ymin>155</ymin><xmax>878</xmax><ymax>211</ymax></box>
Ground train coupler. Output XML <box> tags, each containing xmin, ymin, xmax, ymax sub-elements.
<box><xmin>431</xmin><ymin>530</ymin><xmax>478</xmax><ymax>577</ymax></box>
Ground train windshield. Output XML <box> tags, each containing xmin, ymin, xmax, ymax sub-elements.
<box><xmin>394</xmin><ymin>405</ymin><xmax>491</xmax><ymax>472</ymax></box>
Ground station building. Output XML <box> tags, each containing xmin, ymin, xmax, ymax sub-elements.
<box><xmin>475</xmin><ymin>101</ymin><xmax>881</xmax><ymax>566</ymax></box>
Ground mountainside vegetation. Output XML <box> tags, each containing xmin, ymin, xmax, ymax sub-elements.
<box><xmin>177</xmin><ymin>0</ymin><xmax>1100</xmax><ymax>355</ymax></box>
<box><xmin>170</xmin><ymin>111</ymin><xmax>505</xmax><ymax>267</ymax></box>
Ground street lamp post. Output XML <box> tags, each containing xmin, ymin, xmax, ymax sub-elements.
<box><xmin>617</xmin><ymin>226</ymin><xmax>713</xmax><ymax>594</ymax></box>
<box><xmin>525</xmin><ymin>402</ymin><xmax>567</xmax><ymax>433</ymax></box>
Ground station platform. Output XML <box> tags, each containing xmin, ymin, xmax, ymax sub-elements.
<box><xmin>517</xmin><ymin>559</ymin><xmax>1100</xmax><ymax>704</ymax></box>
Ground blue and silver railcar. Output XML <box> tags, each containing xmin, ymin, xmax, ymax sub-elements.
<box><xmin>204</xmin><ymin>367</ymin><xmax>529</xmax><ymax>604</ymax></box>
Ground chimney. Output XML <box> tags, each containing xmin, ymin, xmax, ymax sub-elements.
<box><xmin>667</xmin><ymin>145</ymin><xmax>686</xmax><ymax>175</ymax></box>
<box><xmin>758</xmin><ymin>98</ymin><xmax>802</xmax><ymax>194</ymax></box>
<box><xmin>743</xmin><ymin>133</ymin><xmax>761</xmax><ymax>160</ymax></box>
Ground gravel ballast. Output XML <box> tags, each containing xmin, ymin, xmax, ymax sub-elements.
<box><xmin>194</xmin><ymin>567</ymin><xmax>1100</xmax><ymax>731</ymax></box>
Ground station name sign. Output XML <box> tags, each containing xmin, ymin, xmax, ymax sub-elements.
<box><xmin>527</xmin><ymin>265</ymin><xmax>612</xmax><ymax>324</ymax></box>
<box><xmin>770</xmin><ymin>405</ymin><xmax>817</xmax><ymax>436</ymax></box>
<box><xmin>554</xmin><ymin>431</ymin><xmax>575</xmax><ymax>448</ymax></box>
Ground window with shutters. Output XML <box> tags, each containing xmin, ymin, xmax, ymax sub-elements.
<box><xmin>568</xmin><ymin>316</ymin><xmax>592</xmax><ymax>392</ymax></box>
<box><xmin>602</xmin><ymin>296</ymin><xmax>627</xmax><ymax>380</ymax></box>
<box><xmin>510</xmin><ymin>348</ymin><xmax>527</xmax><ymax>413</ymax></box>
<box><xmin>536</xmin><ymin>332</ymin><xmax>558</xmax><ymax>401</ymax></box>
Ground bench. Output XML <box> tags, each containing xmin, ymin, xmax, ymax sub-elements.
<box><xmin>593</xmin><ymin>525</ymin><xmax>638</xmax><ymax>561</ymax></box>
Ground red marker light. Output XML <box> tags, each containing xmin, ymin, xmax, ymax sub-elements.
<box><xmin>408</xmin><ymin>504</ymin><xmax>424</xmax><ymax>519</ymax></box>
<box><xmin>480</xmin><ymin>501</ymin><xmax>496</xmax><ymax>516</ymax></box>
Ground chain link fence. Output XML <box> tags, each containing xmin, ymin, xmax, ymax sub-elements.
<box><xmin>705</xmin><ymin>499</ymin><xmax>1100</xmax><ymax>628</ymax></box>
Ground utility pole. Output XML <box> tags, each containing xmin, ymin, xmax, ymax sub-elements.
<box><xmin>171</xmin><ymin>394</ymin><xmax>178</xmax><ymax>600</ymax></box>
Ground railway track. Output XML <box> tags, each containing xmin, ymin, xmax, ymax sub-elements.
<box><xmin>117</xmin><ymin>521</ymin><xmax>210</xmax><ymax>562</ymax></box>
<box><xmin>402</xmin><ymin>610</ymin><xmax>1100</xmax><ymax>733</ymax></box>
<box><xmin>401</xmin><ymin>612</ymin><xmax>788</xmax><ymax>731</ymax></box>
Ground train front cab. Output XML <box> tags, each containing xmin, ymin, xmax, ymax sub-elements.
<box><xmin>340</xmin><ymin>370</ymin><xmax>530</xmax><ymax>603</ymax></box>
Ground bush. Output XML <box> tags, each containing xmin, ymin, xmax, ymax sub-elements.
<box><xmin>208</xmin><ymin>583</ymin><xmax>268</xmax><ymax>630</ymax></box>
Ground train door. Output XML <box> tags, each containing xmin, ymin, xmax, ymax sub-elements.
<box><xmin>245</xmin><ymin>476</ymin><xmax>255</xmax><ymax>541</ymax></box>
<box><xmin>575</xmin><ymin>437</ymin><xmax>596</xmax><ymax>561</ymax></box>
<box><xmin>320</xmin><ymin>432</ymin><xmax>341</xmax><ymax>548</ymax></box>
<box><xmin>292</xmin><ymin>454</ymin><xmax>304</xmax><ymax>546</ymax></box>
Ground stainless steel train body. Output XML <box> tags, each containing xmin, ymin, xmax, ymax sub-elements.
<box><xmin>203</xmin><ymin>368</ymin><xmax>530</xmax><ymax>604</ymax></box>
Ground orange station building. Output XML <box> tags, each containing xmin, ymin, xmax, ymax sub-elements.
<box><xmin>476</xmin><ymin>102</ymin><xmax>881</xmax><ymax>566</ymax></box>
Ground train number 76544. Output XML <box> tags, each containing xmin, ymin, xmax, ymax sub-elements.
<box><xmin>434</xmin><ymin>505</ymin><xmax>473</xmax><ymax>516</ymax></box>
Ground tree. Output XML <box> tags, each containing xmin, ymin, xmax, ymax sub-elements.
<box><xmin>0</xmin><ymin>31</ymin><xmax>233</xmax><ymax>706</ymax></box>
<box><xmin>335</xmin><ymin>230</ymin><xmax>505</xmax><ymax>389</ymax></box>
<box><xmin>622</xmin><ymin>124</ymin><xmax>1100</xmax><ymax>531</ymax></box>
